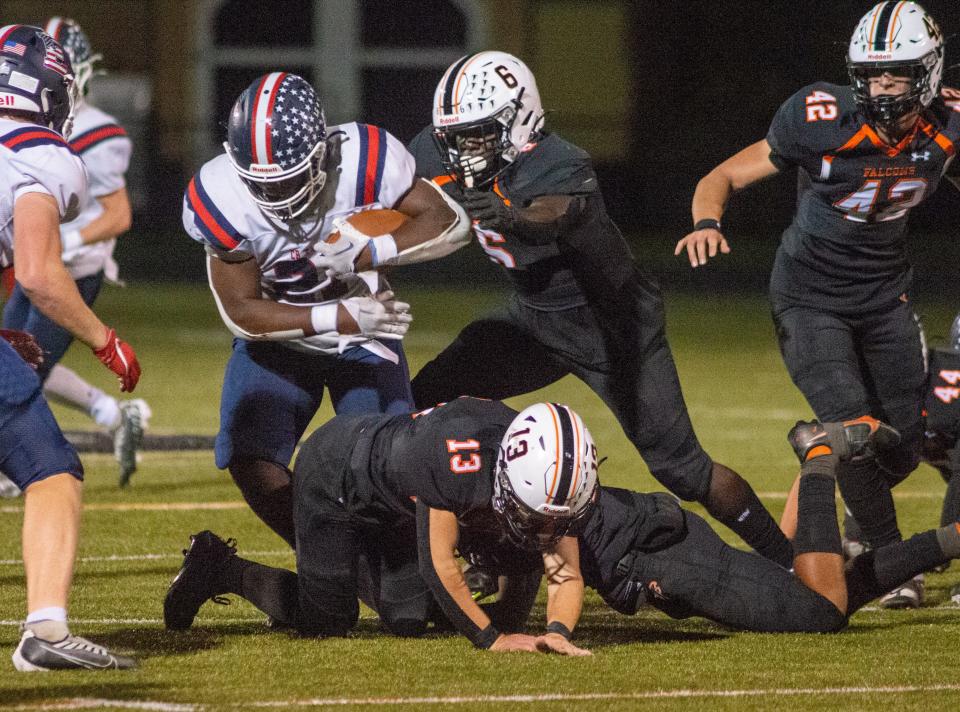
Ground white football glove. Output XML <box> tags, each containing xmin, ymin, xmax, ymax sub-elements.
<box><xmin>315</xmin><ymin>219</ymin><xmax>371</xmax><ymax>276</ymax></box>
<box><xmin>341</xmin><ymin>291</ymin><xmax>412</xmax><ymax>340</ymax></box>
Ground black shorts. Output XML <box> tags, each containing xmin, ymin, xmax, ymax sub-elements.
<box><xmin>772</xmin><ymin>299</ymin><xmax>925</xmax><ymax>478</ymax></box>
<box><xmin>622</xmin><ymin>513</ymin><xmax>846</xmax><ymax>633</ymax></box>
<box><xmin>292</xmin><ymin>417</ymin><xmax>432</xmax><ymax>637</ymax></box>
<box><xmin>411</xmin><ymin>291</ymin><xmax>713</xmax><ymax>501</ymax></box>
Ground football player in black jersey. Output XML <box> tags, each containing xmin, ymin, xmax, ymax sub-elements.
<box><xmin>164</xmin><ymin>398</ymin><xmax>595</xmax><ymax>655</ymax></box>
<box><xmin>407</xmin><ymin>51</ymin><xmax>795</xmax><ymax>571</ymax></box>
<box><xmin>923</xmin><ymin>314</ymin><xmax>960</xmax><ymax>601</ymax></box>
<box><xmin>468</xmin><ymin>417</ymin><xmax>960</xmax><ymax>636</ymax></box>
<box><xmin>676</xmin><ymin>2</ymin><xmax>959</xmax><ymax>607</ymax></box>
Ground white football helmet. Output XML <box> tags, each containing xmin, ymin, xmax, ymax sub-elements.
<box><xmin>432</xmin><ymin>51</ymin><xmax>545</xmax><ymax>188</ymax></box>
<box><xmin>847</xmin><ymin>2</ymin><xmax>944</xmax><ymax>131</ymax></box>
<box><xmin>492</xmin><ymin>403</ymin><xmax>599</xmax><ymax>551</ymax></box>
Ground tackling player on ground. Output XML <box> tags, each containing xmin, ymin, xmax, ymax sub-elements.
<box><xmin>164</xmin><ymin>399</ymin><xmax>594</xmax><ymax>655</ymax></box>
<box><xmin>1</xmin><ymin>18</ymin><xmax>149</xmax><ymax>493</ymax></box>
<box><xmin>402</xmin><ymin>51</ymin><xmax>794</xmax><ymax>570</ymax></box>
<box><xmin>0</xmin><ymin>24</ymin><xmax>138</xmax><ymax>670</ymax></box>
<box><xmin>676</xmin><ymin>1</ymin><xmax>958</xmax><ymax>607</ymax></box>
<box><xmin>182</xmin><ymin>73</ymin><xmax>470</xmax><ymax>546</ymax></box>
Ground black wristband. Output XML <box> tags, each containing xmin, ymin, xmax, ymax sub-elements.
<box><xmin>694</xmin><ymin>218</ymin><xmax>722</xmax><ymax>232</ymax></box>
<box><xmin>474</xmin><ymin>624</ymin><xmax>500</xmax><ymax>649</ymax></box>
<box><xmin>545</xmin><ymin>621</ymin><xmax>572</xmax><ymax>640</ymax></box>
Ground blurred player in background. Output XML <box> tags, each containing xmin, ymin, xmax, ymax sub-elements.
<box><xmin>677</xmin><ymin>1</ymin><xmax>958</xmax><ymax>607</ymax></box>
<box><xmin>0</xmin><ymin>24</ymin><xmax>138</xmax><ymax>670</ymax></box>
<box><xmin>405</xmin><ymin>51</ymin><xmax>795</xmax><ymax>570</ymax></box>
<box><xmin>923</xmin><ymin>313</ymin><xmax>960</xmax><ymax>603</ymax></box>
<box><xmin>182</xmin><ymin>73</ymin><xmax>470</xmax><ymax>546</ymax></box>
<box><xmin>0</xmin><ymin>18</ymin><xmax>149</xmax><ymax>492</ymax></box>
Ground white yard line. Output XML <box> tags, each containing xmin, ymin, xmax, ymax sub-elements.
<box><xmin>0</xmin><ymin>550</ymin><xmax>290</xmax><ymax>566</ymax></box>
<box><xmin>14</xmin><ymin>686</ymin><xmax>960</xmax><ymax>712</ymax></box>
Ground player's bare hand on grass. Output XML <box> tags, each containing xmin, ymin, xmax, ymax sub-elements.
<box><xmin>489</xmin><ymin>633</ymin><xmax>541</xmax><ymax>653</ymax></box>
<box><xmin>674</xmin><ymin>228</ymin><xmax>730</xmax><ymax>268</ymax></box>
<box><xmin>535</xmin><ymin>633</ymin><xmax>592</xmax><ymax>656</ymax></box>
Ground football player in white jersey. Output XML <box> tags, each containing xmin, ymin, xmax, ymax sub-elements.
<box><xmin>0</xmin><ymin>24</ymin><xmax>138</xmax><ymax>670</ymax></box>
<box><xmin>182</xmin><ymin>72</ymin><xmax>470</xmax><ymax>545</ymax></box>
<box><xmin>1</xmin><ymin>18</ymin><xmax>149</xmax><ymax>491</ymax></box>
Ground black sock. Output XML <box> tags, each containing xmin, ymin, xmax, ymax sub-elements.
<box><xmin>793</xmin><ymin>471</ymin><xmax>840</xmax><ymax>556</ymax></box>
<box><xmin>845</xmin><ymin>531</ymin><xmax>943</xmax><ymax>613</ymax></box>
<box><xmin>941</xmin><ymin>471</ymin><xmax>960</xmax><ymax>527</ymax></box>
<box><xmin>705</xmin><ymin>464</ymin><xmax>794</xmax><ymax>569</ymax></box>
<box><xmin>835</xmin><ymin>457</ymin><xmax>901</xmax><ymax>547</ymax></box>
<box><xmin>222</xmin><ymin>556</ymin><xmax>300</xmax><ymax>626</ymax></box>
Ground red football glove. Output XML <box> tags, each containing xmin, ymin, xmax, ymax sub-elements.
<box><xmin>93</xmin><ymin>327</ymin><xmax>141</xmax><ymax>392</ymax></box>
<box><xmin>0</xmin><ymin>329</ymin><xmax>43</xmax><ymax>370</ymax></box>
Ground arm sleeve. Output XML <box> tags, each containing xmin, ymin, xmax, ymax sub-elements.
<box><xmin>415</xmin><ymin>501</ymin><xmax>499</xmax><ymax>648</ymax></box>
<box><xmin>82</xmin><ymin>135</ymin><xmax>132</xmax><ymax>196</ymax></box>
<box><xmin>765</xmin><ymin>91</ymin><xmax>807</xmax><ymax>170</ymax></box>
<box><xmin>10</xmin><ymin>146</ymin><xmax>88</xmax><ymax>222</ymax></box>
<box><xmin>377</xmin><ymin>130</ymin><xmax>417</xmax><ymax>209</ymax></box>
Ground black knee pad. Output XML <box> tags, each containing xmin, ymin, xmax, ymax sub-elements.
<box><xmin>382</xmin><ymin>615</ymin><xmax>428</xmax><ymax>638</ymax></box>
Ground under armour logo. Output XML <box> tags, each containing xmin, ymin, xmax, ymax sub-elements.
<box><xmin>911</xmin><ymin>151</ymin><xmax>931</xmax><ymax>162</ymax></box>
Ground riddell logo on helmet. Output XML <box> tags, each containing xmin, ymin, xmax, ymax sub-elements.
<box><xmin>0</xmin><ymin>95</ymin><xmax>14</xmax><ymax>106</ymax></box>
<box><xmin>437</xmin><ymin>116</ymin><xmax>461</xmax><ymax>125</ymax></box>
<box><xmin>868</xmin><ymin>53</ymin><xmax>893</xmax><ymax>60</ymax></box>
<box><xmin>249</xmin><ymin>164</ymin><xmax>282</xmax><ymax>175</ymax></box>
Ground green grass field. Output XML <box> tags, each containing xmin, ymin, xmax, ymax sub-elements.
<box><xmin>1</xmin><ymin>282</ymin><xmax>959</xmax><ymax>711</ymax></box>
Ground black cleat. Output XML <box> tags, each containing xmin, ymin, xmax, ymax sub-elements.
<box><xmin>12</xmin><ymin>630</ymin><xmax>136</xmax><ymax>671</ymax></box>
<box><xmin>164</xmin><ymin>530</ymin><xmax>236</xmax><ymax>631</ymax></box>
<box><xmin>788</xmin><ymin>417</ymin><xmax>901</xmax><ymax>464</ymax></box>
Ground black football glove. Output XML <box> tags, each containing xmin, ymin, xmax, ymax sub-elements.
<box><xmin>461</xmin><ymin>188</ymin><xmax>516</xmax><ymax>233</ymax></box>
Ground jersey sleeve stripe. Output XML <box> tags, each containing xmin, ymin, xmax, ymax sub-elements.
<box><xmin>1</xmin><ymin>126</ymin><xmax>75</xmax><ymax>153</ymax></box>
<box><xmin>69</xmin><ymin>124</ymin><xmax>127</xmax><ymax>154</ymax></box>
<box><xmin>186</xmin><ymin>176</ymin><xmax>241</xmax><ymax>250</ymax></box>
<box><xmin>355</xmin><ymin>124</ymin><xmax>386</xmax><ymax>206</ymax></box>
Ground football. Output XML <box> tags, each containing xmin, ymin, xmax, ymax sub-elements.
<box><xmin>327</xmin><ymin>208</ymin><xmax>408</xmax><ymax>243</ymax></box>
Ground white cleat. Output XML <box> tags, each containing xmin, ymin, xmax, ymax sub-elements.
<box><xmin>114</xmin><ymin>399</ymin><xmax>151</xmax><ymax>487</ymax></box>
<box><xmin>879</xmin><ymin>574</ymin><xmax>924</xmax><ymax>610</ymax></box>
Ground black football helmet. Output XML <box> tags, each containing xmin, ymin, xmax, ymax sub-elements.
<box><xmin>43</xmin><ymin>18</ymin><xmax>100</xmax><ymax>97</ymax></box>
<box><xmin>0</xmin><ymin>24</ymin><xmax>76</xmax><ymax>135</ymax></box>
<box><xmin>224</xmin><ymin>72</ymin><xmax>329</xmax><ymax>221</ymax></box>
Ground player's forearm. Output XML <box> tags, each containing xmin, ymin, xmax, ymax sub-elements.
<box><xmin>211</xmin><ymin>296</ymin><xmax>359</xmax><ymax>340</ymax></box>
<box><xmin>545</xmin><ymin>576</ymin><xmax>584</xmax><ymax>632</ymax></box>
<box><xmin>691</xmin><ymin>169</ymin><xmax>734</xmax><ymax>224</ymax></box>
<box><xmin>17</xmin><ymin>262</ymin><xmax>108</xmax><ymax>348</ymax></box>
<box><xmin>75</xmin><ymin>192</ymin><xmax>132</xmax><ymax>246</ymax></box>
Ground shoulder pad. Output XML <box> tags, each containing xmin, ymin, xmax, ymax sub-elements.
<box><xmin>0</xmin><ymin>125</ymin><xmax>76</xmax><ymax>155</ymax></box>
<box><xmin>184</xmin><ymin>159</ymin><xmax>246</xmax><ymax>251</ymax></box>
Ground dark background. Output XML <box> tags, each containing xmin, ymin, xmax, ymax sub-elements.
<box><xmin>110</xmin><ymin>1</ymin><xmax>960</xmax><ymax>299</ymax></box>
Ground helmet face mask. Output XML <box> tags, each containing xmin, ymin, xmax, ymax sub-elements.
<box><xmin>490</xmin><ymin>403</ymin><xmax>600</xmax><ymax>552</ymax></box>
<box><xmin>847</xmin><ymin>2</ymin><xmax>944</xmax><ymax>135</ymax></box>
<box><xmin>433</xmin><ymin>105</ymin><xmax>518</xmax><ymax>188</ymax></box>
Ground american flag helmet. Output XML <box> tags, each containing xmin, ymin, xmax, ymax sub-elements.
<box><xmin>225</xmin><ymin>73</ymin><xmax>329</xmax><ymax>221</ymax></box>
<box><xmin>0</xmin><ymin>25</ymin><xmax>77</xmax><ymax>136</ymax></box>
<box><xmin>44</xmin><ymin>18</ymin><xmax>100</xmax><ymax>98</ymax></box>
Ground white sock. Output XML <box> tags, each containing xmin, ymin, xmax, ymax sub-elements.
<box><xmin>25</xmin><ymin>607</ymin><xmax>70</xmax><ymax>642</ymax></box>
<box><xmin>44</xmin><ymin>365</ymin><xmax>118</xmax><ymax>428</ymax></box>
<box><xmin>26</xmin><ymin>606</ymin><xmax>67</xmax><ymax>624</ymax></box>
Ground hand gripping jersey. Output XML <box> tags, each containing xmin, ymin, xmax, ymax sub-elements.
<box><xmin>409</xmin><ymin>127</ymin><xmax>633</xmax><ymax>311</ymax></box>
<box><xmin>182</xmin><ymin>122</ymin><xmax>416</xmax><ymax>356</ymax></box>
<box><xmin>0</xmin><ymin>117</ymin><xmax>88</xmax><ymax>269</ymax></box>
<box><xmin>60</xmin><ymin>102</ymin><xmax>132</xmax><ymax>281</ymax></box>
<box><xmin>767</xmin><ymin>83</ymin><xmax>960</xmax><ymax>309</ymax></box>
<box><xmin>925</xmin><ymin>347</ymin><xmax>960</xmax><ymax>452</ymax></box>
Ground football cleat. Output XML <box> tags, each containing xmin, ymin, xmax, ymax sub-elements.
<box><xmin>114</xmin><ymin>399</ymin><xmax>151</xmax><ymax>487</ymax></box>
<box><xmin>841</xmin><ymin>537</ymin><xmax>871</xmax><ymax>562</ymax></box>
<box><xmin>463</xmin><ymin>564</ymin><xmax>499</xmax><ymax>602</ymax></box>
<box><xmin>879</xmin><ymin>574</ymin><xmax>924</xmax><ymax>610</ymax></box>
<box><xmin>12</xmin><ymin>629</ymin><xmax>136</xmax><ymax>671</ymax></box>
<box><xmin>787</xmin><ymin>416</ymin><xmax>901</xmax><ymax>464</ymax></box>
<box><xmin>0</xmin><ymin>472</ymin><xmax>22</xmax><ymax>499</ymax></box>
<box><xmin>164</xmin><ymin>530</ymin><xmax>236</xmax><ymax>631</ymax></box>
<box><xmin>950</xmin><ymin>583</ymin><xmax>960</xmax><ymax>606</ymax></box>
